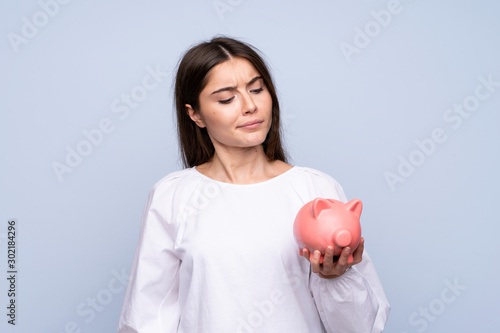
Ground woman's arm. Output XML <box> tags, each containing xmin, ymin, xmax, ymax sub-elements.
<box><xmin>117</xmin><ymin>184</ymin><xmax>181</xmax><ymax>333</ymax></box>
<box><xmin>299</xmin><ymin>168</ymin><xmax>391</xmax><ymax>332</ymax></box>
<box><xmin>308</xmin><ymin>249</ymin><xmax>390</xmax><ymax>333</ymax></box>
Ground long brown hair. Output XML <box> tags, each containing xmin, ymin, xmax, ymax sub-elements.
<box><xmin>174</xmin><ymin>36</ymin><xmax>287</xmax><ymax>168</ymax></box>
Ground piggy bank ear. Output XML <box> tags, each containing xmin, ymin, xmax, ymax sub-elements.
<box><xmin>346</xmin><ymin>199</ymin><xmax>363</xmax><ymax>218</ymax></box>
<box><xmin>311</xmin><ymin>198</ymin><xmax>332</xmax><ymax>218</ymax></box>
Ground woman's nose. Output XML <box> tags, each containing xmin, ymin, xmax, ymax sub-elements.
<box><xmin>241</xmin><ymin>92</ymin><xmax>257</xmax><ymax>114</ymax></box>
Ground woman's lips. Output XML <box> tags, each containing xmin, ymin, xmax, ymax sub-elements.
<box><xmin>238</xmin><ymin>120</ymin><xmax>264</xmax><ymax>129</ymax></box>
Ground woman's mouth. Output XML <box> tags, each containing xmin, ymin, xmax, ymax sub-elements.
<box><xmin>238</xmin><ymin>120</ymin><xmax>264</xmax><ymax>129</ymax></box>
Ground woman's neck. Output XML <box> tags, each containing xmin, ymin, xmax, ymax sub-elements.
<box><xmin>195</xmin><ymin>145</ymin><xmax>291</xmax><ymax>184</ymax></box>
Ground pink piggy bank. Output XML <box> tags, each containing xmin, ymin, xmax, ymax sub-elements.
<box><xmin>293</xmin><ymin>198</ymin><xmax>362</xmax><ymax>264</ymax></box>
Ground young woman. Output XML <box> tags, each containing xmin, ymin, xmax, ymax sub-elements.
<box><xmin>117</xmin><ymin>37</ymin><xmax>390</xmax><ymax>332</ymax></box>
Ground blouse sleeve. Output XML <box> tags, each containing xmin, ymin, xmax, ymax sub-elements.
<box><xmin>309</xmin><ymin>252</ymin><xmax>390</xmax><ymax>333</ymax></box>
<box><xmin>304</xmin><ymin>168</ymin><xmax>391</xmax><ymax>332</ymax></box>
<box><xmin>117</xmin><ymin>180</ymin><xmax>181</xmax><ymax>333</ymax></box>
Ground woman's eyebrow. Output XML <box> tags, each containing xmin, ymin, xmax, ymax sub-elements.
<box><xmin>210</xmin><ymin>76</ymin><xmax>263</xmax><ymax>95</ymax></box>
<box><xmin>247</xmin><ymin>75</ymin><xmax>263</xmax><ymax>86</ymax></box>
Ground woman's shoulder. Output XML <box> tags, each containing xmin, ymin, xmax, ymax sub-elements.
<box><xmin>150</xmin><ymin>168</ymin><xmax>202</xmax><ymax>193</ymax></box>
<box><xmin>290</xmin><ymin>166</ymin><xmax>347</xmax><ymax>201</ymax></box>
<box><xmin>144</xmin><ymin>168</ymin><xmax>209</xmax><ymax>212</ymax></box>
<box><xmin>155</xmin><ymin>167</ymin><xmax>196</xmax><ymax>182</ymax></box>
<box><xmin>292</xmin><ymin>166</ymin><xmax>339</xmax><ymax>183</ymax></box>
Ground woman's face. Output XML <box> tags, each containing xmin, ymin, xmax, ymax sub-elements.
<box><xmin>187</xmin><ymin>57</ymin><xmax>273</xmax><ymax>152</ymax></box>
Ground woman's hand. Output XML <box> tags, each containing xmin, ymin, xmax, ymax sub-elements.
<box><xmin>301</xmin><ymin>237</ymin><xmax>364</xmax><ymax>279</ymax></box>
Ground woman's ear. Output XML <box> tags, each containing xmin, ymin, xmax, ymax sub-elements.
<box><xmin>185</xmin><ymin>104</ymin><xmax>206</xmax><ymax>128</ymax></box>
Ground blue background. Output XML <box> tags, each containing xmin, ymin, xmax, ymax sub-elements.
<box><xmin>1</xmin><ymin>0</ymin><xmax>499</xmax><ymax>332</ymax></box>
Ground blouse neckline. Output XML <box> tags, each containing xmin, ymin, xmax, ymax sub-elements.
<box><xmin>191</xmin><ymin>166</ymin><xmax>297</xmax><ymax>187</ymax></box>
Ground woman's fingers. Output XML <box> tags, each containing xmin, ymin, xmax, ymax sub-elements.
<box><xmin>301</xmin><ymin>248</ymin><xmax>323</xmax><ymax>273</ymax></box>
<box><xmin>301</xmin><ymin>248</ymin><xmax>310</xmax><ymax>261</ymax></box>
<box><xmin>332</xmin><ymin>246</ymin><xmax>350</xmax><ymax>272</ymax></box>
<box><xmin>301</xmin><ymin>242</ymin><xmax>364</xmax><ymax>278</ymax></box>
<box><xmin>310</xmin><ymin>250</ymin><xmax>322</xmax><ymax>273</ymax></box>
<box><xmin>321</xmin><ymin>246</ymin><xmax>335</xmax><ymax>272</ymax></box>
<box><xmin>351</xmin><ymin>237</ymin><xmax>364</xmax><ymax>265</ymax></box>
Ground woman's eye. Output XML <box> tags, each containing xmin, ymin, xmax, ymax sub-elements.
<box><xmin>218</xmin><ymin>97</ymin><xmax>234</xmax><ymax>104</ymax></box>
<box><xmin>251</xmin><ymin>87</ymin><xmax>264</xmax><ymax>94</ymax></box>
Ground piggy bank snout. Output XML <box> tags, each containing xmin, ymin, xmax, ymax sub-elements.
<box><xmin>334</xmin><ymin>229</ymin><xmax>352</xmax><ymax>248</ymax></box>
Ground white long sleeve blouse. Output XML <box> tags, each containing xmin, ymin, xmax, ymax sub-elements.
<box><xmin>117</xmin><ymin>166</ymin><xmax>390</xmax><ymax>332</ymax></box>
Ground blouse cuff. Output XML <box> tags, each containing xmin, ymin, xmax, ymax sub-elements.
<box><xmin>310</xmin><ymin>267</ymin><xmax>380</xmax><ymax>333</ymax></box>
